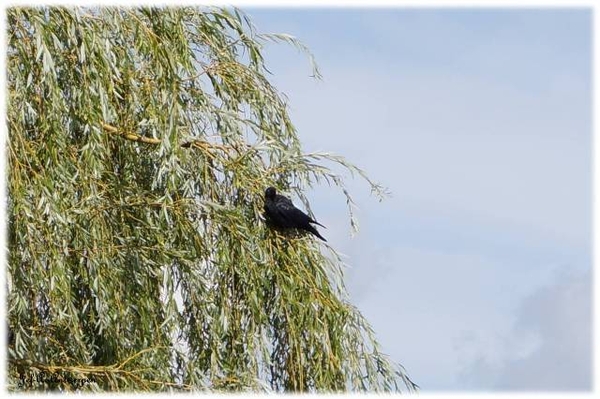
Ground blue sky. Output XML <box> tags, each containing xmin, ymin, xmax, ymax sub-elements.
<box><xmin>246</xmin><ymin>8</ymin><xmax>592</xmax><ymax>391</ymax></box>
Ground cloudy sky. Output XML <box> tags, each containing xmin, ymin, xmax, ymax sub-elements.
<box><xmin>246</xmin><ymin>7</ymin><xmax>592</xmax><ymax>392</ymax></box>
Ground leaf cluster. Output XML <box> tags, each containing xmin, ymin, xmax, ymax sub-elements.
<box><xmin>6</xmin><ymin>6</ymin><xmax>416</xmax><ymax>393</ymax></box>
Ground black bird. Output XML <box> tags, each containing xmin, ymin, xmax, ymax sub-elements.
<box><xmin>264</xmin><ymin>186</ymin><xmax>327</xmax><ymax>241</ymax></box>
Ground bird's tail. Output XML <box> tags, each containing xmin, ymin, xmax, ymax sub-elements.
<box><xmin>306</xmin><ymin>224</ymin><xmax>327</xmax><ymax>242</ymax></box>
<box><xmin>310</xmin><ymin>219</ymin><xmax>326</xmax><ymax>229</ymax></box>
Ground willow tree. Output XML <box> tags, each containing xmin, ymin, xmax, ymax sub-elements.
<box><xmin>6</xmin><ymin>7</ymin><xmax>417</xmax><ymax>392</ymax></box>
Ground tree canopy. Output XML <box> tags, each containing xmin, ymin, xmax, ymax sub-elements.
<box><xmin>6</xmin><ymin>6</ymin><xmax>417</xmax><ymax>392</ymax></box>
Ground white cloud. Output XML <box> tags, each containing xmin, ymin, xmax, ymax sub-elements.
<box><xmin>340</xmin><ymin>237</ymin><xmax>591</xmax><ymax>392</ymax></box>
<box><xmin>457</xmin><ymin>269</ymin><xmax>592</xmax><ymax>391</ymax></box>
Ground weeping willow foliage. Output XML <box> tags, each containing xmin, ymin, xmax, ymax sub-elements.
<box><xmin>6</xmin><ymin>7</ymin><xmax>417</xmax><ymax>392</ymax></box>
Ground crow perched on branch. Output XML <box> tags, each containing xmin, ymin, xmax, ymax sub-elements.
<box><xmin>263</xmin><ymin>186</ymin><xmax>327</xmax><ymax>241</ymax></box>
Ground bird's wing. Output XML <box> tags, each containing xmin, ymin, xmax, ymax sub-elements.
<box><xmin>272</xmin><ymin>196</ymin><xmax>306</xmax><ymax>223</ymax></box>
<box><xmin>275</xmin><ymin>195</ymin><xmax>326</xmax><ymax>227</ymax></box>
<box><xmin>288</xmin><ymin>206</ymin><xmax>312</xmax><ymax>223</ymax></box>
